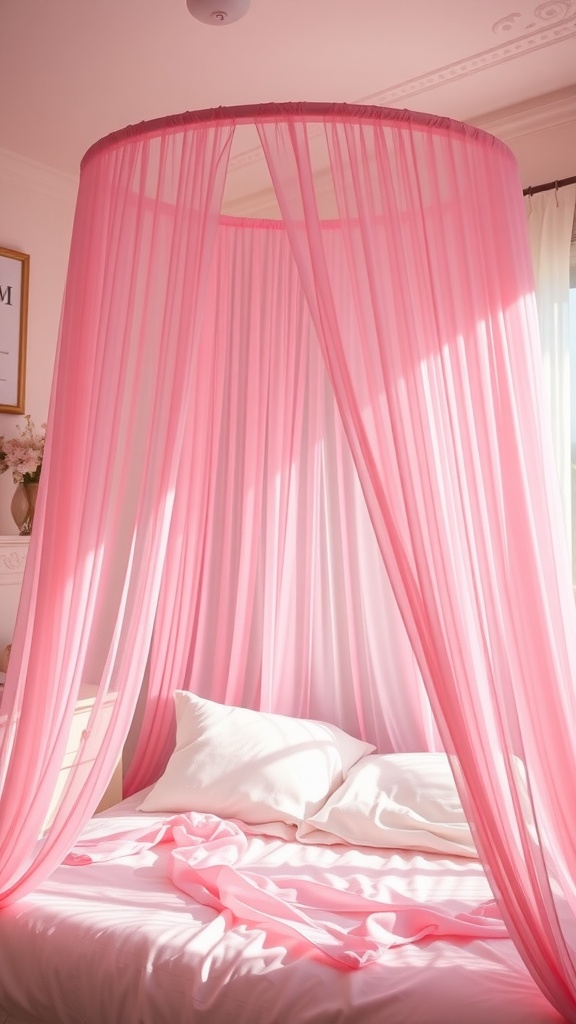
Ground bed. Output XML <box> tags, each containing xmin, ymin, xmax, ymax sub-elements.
<box><xmin>0</xmin><ymin>691</ymin><xmax>565</xmax><ymax>1024</ymax></box>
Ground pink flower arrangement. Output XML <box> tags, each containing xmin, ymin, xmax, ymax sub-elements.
<box><xmin>0</xmin><ymin>415</ymin><xmax>46</xmax><ymax>485</ymax></box>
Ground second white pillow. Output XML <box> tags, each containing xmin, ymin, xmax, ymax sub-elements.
<box><xmin>297</xmin><ymin>752</ymin><xmax>477</xmax><ymax>857</ymax></box>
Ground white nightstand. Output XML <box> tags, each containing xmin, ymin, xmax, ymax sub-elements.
<box><xmin>0</xmin><ymin>538</ymin><xmax>123</xmax><ymax>823</ymax></box>
<box><xmin>43</xmin><ymin>684</ymin><xmax>123</xmax><ymax>828</ymax></box>
<box><xmin>0</xmin><ymin>671</ymin><xmax>123</xmax><ymax>828</ymax></box>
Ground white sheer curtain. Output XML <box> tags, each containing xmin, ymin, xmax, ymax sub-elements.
<box><xmin>526</xmin><ymin>185</ymin><xmax>576</xmax><ymax>566</ymax></box>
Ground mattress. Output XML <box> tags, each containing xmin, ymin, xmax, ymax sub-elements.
<box><xmin>0</xmin><ymin>792</ymin><xmax>563</xmax><ymax>1024</ymax></box>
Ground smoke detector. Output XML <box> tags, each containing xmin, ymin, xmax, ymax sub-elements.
<box><xmin>186</xmin><ymin>0</ymin><xmax>251</xmax><ymax>24</ymax></box>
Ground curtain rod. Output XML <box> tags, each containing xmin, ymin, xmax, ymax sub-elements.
<box><xmin>523</xmin><ymin>174</ymin><xmax>576</xmax><ymax>197</ymax></box>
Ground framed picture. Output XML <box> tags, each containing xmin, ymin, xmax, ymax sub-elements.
<box><xmin>0</xmin><ymin>247</ymin><xmax>29</xmax><ymax>414</ymax></box>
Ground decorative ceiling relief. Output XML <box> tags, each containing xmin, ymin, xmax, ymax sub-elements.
<box><xmin>492</xmin><ymin>13</ymin><xmax>524</xmax><ymax>35</ymax></box>
<box><xmin>363</xmin><ymin>1</ymin><xmax>576</xmax><ymax>106</ymax></box>
<box><xmin>493</xmin><ymin>2</ymin><xmax>576</xmax><ymax>35</ymax></box>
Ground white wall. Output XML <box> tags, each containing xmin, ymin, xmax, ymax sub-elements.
<box><xmin>0</xmin><ymin>149</ymin><xmax>77</xmax><ymax>534</ymax></box>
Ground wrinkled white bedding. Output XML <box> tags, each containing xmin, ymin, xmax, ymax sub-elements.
<box><xmin>0</xmin><ymin>793</ymin><xmax>564</xmax><ymax>1024</ymax></box>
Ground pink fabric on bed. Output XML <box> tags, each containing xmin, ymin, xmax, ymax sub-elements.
<box><xmin>1</xmin><ymin>792</ymin><xmax>561</xmax><ymax>1024</ymax></box>
<box><xmin>64</xmin><ymin>811</ymin><xmax>506</xmax><ymax>967</ymax></box>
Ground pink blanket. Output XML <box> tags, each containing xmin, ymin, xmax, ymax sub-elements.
<box><xmin>65</xmin><ymin>812</ymin><xmax>507</xmax><ymax>968</ymax></box>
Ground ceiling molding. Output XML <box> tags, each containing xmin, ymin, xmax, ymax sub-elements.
<box><xmin>469</xmin><ymin>88</ymin><xmax>576</xmax><ymax>140</ymax></box>
<box><xmin>0</xmin><ymin>147</ymin><xmax>78</xmax><ymax>201</ymax></box>
<box><xmin>361</xmin><ymin>3</ymin><xmax>576</xmax><ymax>107</ymax></box>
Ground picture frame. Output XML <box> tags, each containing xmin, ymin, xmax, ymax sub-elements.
<box><xmin>0</xmin><ymin>247</ymin><xmax>29</xmax><ymax>414</ymax></box>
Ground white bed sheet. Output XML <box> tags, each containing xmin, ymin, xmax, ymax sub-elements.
<box><xmin>0</xmin><ymin>793</ymin><xmax>564</xmax><ymax>1024</ymax></box>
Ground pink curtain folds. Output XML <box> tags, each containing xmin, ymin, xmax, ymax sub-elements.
<box><xmin>0</xmin><ymin>120</ymin><xmax>235</xmax><ymax>903</ymax></box>
<box><xmin>124</xmin><ymin>215</ymin><xmax>439</xmax><ymax>795</ymax></box>
<box><xmin>0</xmin><ymin>101</ymin><xmax>574</xmax><ymax>1022</ymax></box>
<box><xmin>257</xmin><ymin>113</ymin><xmax>576</xmax><ymax>1019</ymax></box>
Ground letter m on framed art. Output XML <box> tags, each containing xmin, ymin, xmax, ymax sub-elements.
<box><xmin>0</xmin><ymin>247</ymin><xmax>29</xmax><ymax>414</ymax></box>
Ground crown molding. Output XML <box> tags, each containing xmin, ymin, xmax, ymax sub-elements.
<box><xmin>470</xmin><ymin>88</ymin><xmax>576</xmax><ymax>140</ymax></box>
<box><xmin>361</xmin><ymin>4</ymin><xmax>576</xmax><ymax>108</ymax></box>
<box><xmin>0</xmin><ymin>148</ymin><xmax>78</xmax><ymax>202</ymax></box>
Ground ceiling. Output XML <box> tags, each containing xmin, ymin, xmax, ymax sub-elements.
<box><xmin>2</xmin><ymin>0</ymin><xmax>576</xmax><ymax>204</ymax></box>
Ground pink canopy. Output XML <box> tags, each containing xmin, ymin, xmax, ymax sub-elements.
<box><xmin>1</xmin><ymin>102</ymin><xmax>575</xmax><ymax>1020</ymax></box>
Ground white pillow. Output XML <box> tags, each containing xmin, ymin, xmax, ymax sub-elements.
<box><xmin>296</xmin><ymin>752</ymin><xmax>477</xmax><ymax>857</ymax></box>
<box><xmin>139</xmin><ymin>691</ymin><xmax>375</xmax><ymax>827</ymax></box>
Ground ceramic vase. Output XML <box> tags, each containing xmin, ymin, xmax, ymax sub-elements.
<box><xmin>11</xmin><ymin>481</ymin><xmax>39</xmax><ymax>535</ymax></box>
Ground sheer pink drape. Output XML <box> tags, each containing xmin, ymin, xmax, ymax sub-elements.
<box><xmin>0</xmin><ymin>120</ymin><xmax>234</xmax><ymax>903</ymax></box>
<box><xmin>257</xmin><ymin>114</ymin><xmax>576</xmax><ymax>1020</ymax></box>
<box><xmin>124</xmin><ymin>217</ymin><xmax>439</xmax><ymax>794</ymax></box>
<box><xmin>0</xmin><ymin>103</ymin><xmax>575</xmax><ymax>1022</ymax></box>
